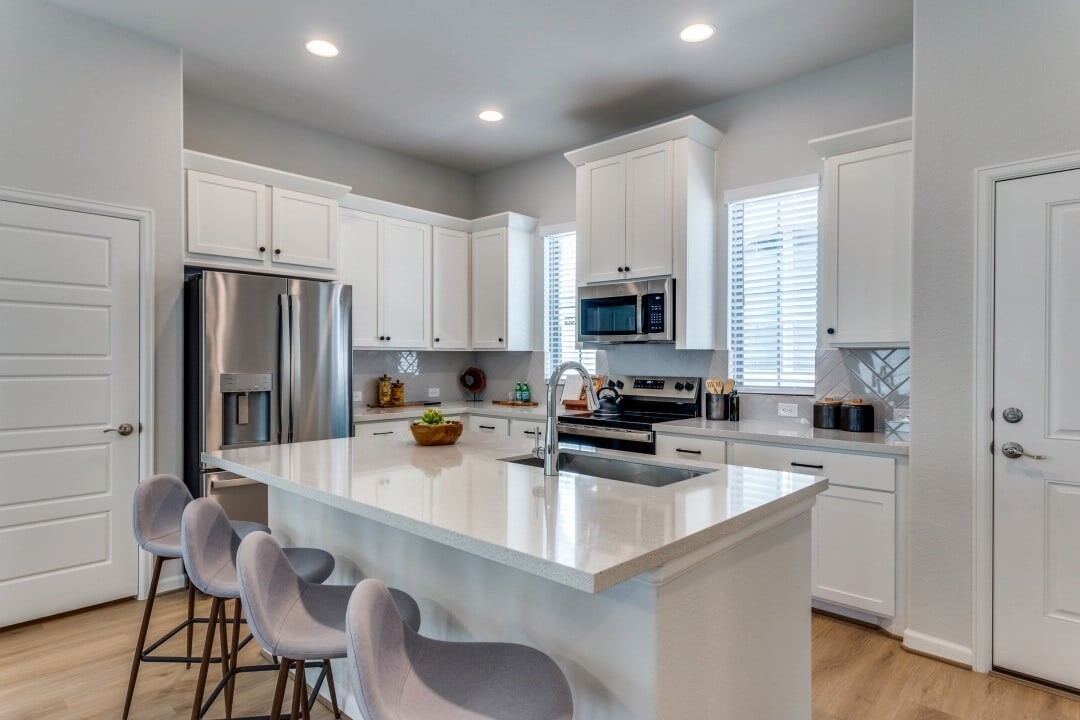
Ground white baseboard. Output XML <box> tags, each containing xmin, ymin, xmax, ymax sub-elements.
<box><xmin>158</xmin><ymin>573</ymin><xmax>187</xmax><ymax>594</ymax></box>
<box><xmin>903</xmin><ymin>629</ymin><xmax>974</xmax><ymax>667</ymax></box>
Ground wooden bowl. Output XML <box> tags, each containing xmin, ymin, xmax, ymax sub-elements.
<box><xmin>410</xmin><ymin>421</ymin><xmax>464</xmax><ymax>446</ymax></box>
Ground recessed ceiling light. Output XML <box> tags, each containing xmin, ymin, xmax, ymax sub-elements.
<box><xmin>305</xmin><ymin>39</ymin><xmax>339</xmax><ymax>58</ymax></box>
<box><xmin>478</xmin><ymin>109</ymin><xmax>504</xmax><ymax>122</ymax></box>
<box><xmin>680</xmin><ymin>23</ymin><xmax>715</xmax><ymax>43</ymax></box>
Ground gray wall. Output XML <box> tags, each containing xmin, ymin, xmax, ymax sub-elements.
<box><xmin>908</xmin><ymin>0</ymin><xmax>1080</xmax><ymax>657</ymax></box>
<box><xmin>0</xmin><ymin>0</ymin><xmax>184</xmax><ymax>478</ymax></box>
<box><xmin>472</xmin><ymin>43</ymin><xmax>913</xmax><ymax>419</ymax></box>
<box><xmin>184</xmin><ymin>92</ymin><xmax>476</xmax><ymax>218</ymax></box>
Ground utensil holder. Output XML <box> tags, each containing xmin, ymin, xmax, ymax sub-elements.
<box><xmin>706</xmin><ymin>393</ymin><xmax>728</xmax><ymax>421</ymax></box>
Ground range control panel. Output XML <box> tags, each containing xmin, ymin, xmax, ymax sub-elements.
<box><xmin>607</xmin><ymin>375</ymin><xmax>700</xmax><ymax>400</ymax></box>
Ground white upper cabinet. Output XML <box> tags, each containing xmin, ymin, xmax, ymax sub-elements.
<box><xmin>566</xmin><ymin>116</ymin><xmax>723</xmax><ymax>349</ymax></box>
<box><xmin>183</xmin><ymin>152</ymin><xmax>349</xmax><ymax>277</ymax></box>
<box><xmin>271</xmin><ymin>187</ymin><xmax>338</xmax><ymax>269</ymax></box>
<box><xmin>380</xmin><ymin>218</ymin><xmax>430</xmax><ymax>348</ymax></box>
<box><xmin>186</xmin><ymin>170</ymin><xmax>268</xmax><ymax>261</ymax></box>
<box><xmin>431</xmin><ymin>227</ymin><xmax>470</xmax><ymax>350</ymax></box>
<box><xmin>625</xmin><ymin>141</ymin><xmax>674</xmax><ymax>279</ymax></box>
<box><xmin>471</xmin><ymin>215</ymin><xmax>535</xmax><ymax>351</ymax></box>
<box><xmin>812</xmin><ymin>119</ymin><xmax>913</xmax><ymax>347</ymax></box>
<box><xmin>339</xmin><ymin>210</ymin><xmax>430</xmax><ymax>350</ymax></box>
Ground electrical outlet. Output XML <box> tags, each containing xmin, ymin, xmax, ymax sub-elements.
<box><xmin>352</xmin><ymin>390</ymin><xmax>363</xmax><ymax>403</ymax></box>
<box><xmin>777</xmin><ymin>402</ymin><xmax>799</xmax><ymax>418</ymax></box>
<box><xmin>428</xmin><ymin>387</ymin><xmax>440</xmax><ymax>398</ymax></box>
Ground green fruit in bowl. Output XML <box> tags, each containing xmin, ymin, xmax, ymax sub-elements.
<box><xmin>419</xmin><ymin>408</ymin><xmax>445</xmax><ymax>425</ymax></box>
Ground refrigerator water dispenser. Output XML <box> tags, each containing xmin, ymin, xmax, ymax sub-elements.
<box><xmin>220</xmin><ymin>373</ymin><xmax>272</xmax><ymax>446</ymax></box>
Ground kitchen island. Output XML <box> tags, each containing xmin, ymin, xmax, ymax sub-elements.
<box><xmin>205</xmin><ymin>432</ymin><xmax>827</xmax><ymax>719</ymax></box>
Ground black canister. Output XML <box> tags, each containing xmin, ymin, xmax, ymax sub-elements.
<box><xmin>840</xmin><ymin>398</ymin><xmax>875</xmax><ymax>433</ymax></box>
<box><xmin>705</xmin><ymin>393</ymin><xmax>728</xmax><ymax>421</ymax></box>
<box><xmin>813</xmin><ymin>398</ymin><xmax>843</xmax><ymax>429</ymax></box>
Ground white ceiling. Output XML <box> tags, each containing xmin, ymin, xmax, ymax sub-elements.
<box><xmin>50</xmin><ymin>0</ymin><xmax>912</xmax><ymax>173</ymax></box>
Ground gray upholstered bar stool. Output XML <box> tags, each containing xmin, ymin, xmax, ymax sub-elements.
<box><xmin>346</xmin><ymin>579</ymin><xmax>573</xmax><ymax>720</ymax></box>
<box><xmin>236</xmin><ymin>531</ymin><xmax>422</xmax><ymax>720</ymax></box>
<box><xmin>183</xmin><ymin>498</ymin><xmax>337</xmax><ymax>720</ymax></box>
<box><xmin>125</xmin><ymin>473</ymin><xmax>270</xmax><ymax>720</ymax></box>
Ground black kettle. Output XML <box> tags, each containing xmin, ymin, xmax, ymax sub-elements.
<box><xmin>595</xmin><ymin>386</ymin><xmax>623</xmax><ymax>416</ymax></box>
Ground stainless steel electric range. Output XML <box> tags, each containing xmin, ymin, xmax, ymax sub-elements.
<box><xmin>557</xmin><ymin>374</ymin><xmax>701</xmax><ymax>455</ymax></box>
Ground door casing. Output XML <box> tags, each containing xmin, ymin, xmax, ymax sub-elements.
<box><xmin>0</xmin><ymin>185</ymin><xmax>157</xmax><ymax>602</ymax></box>
<box><xmin>972</xmin><ymin>150</ymin><xmax>1080</xmax><ymax>673</ymax></box>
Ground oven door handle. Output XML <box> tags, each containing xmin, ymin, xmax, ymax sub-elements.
<box><xmin>556</xmin><ymin>422</ymin><xmax>655</xmax><ymax>444</ymax></box>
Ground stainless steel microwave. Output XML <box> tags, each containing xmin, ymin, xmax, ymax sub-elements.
<box><xmin>577</xmin><ymin>278</ymin><xmax>674</xmax><ymax>344</ymax></box>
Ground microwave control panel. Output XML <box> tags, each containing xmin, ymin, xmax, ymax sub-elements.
<box><xmin>642</xmin><ymin>293</ymin><xmax>666</xmax><ymax>334</ymax></box>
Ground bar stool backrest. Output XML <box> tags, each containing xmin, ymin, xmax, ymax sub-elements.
<box><xmin>181</xmin><ymin>498</ymin><xmax>241</xmax><ymax>597</ymax></box>
<box><xmin>345</xmin><ymin>579</ymin><xmax>421</xmax><ymax>719</ymax></box>
<box><xmin>132</xmin><ymin>473</ymin><xmax>192</xmax><ymax>552</ymax></box>
<box><xmin>236</xmin><ymin>531</ymin><xmax>306</xmax><ymax>657</ymax></box>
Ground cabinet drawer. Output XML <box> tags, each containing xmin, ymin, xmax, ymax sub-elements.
<box><xmin>656</xmin><ymin>435</ymin><xmax>727</xmax><ymax>463</ymax></box>
<box><xmin>469</xmin><ymin>416</ymin><xmax>509</xmax><ymax>435</ymax></box>
<box><xmin>812</xmin><ymin>484</ymin><xmax>896</xmax><ymax>616</ymax></box>
<box><xmin>729</xmin><ymin>442</ymin><xmax>894</xmax><ymax>492</ymax></box>
<box><xmin>509</xmin><ymin>419</ymin><xmax>544</xmax><ymax>442</ymax></box>
<box><xmin>355</xmin><ymin>420</ymin><xmax>410</xmax><ymax>438</ymax></box>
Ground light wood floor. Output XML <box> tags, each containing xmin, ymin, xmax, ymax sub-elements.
<box><xmin>2</xmin><ymin>591</ymin><xmax>1078</xmax><ymax>719</ymax></box>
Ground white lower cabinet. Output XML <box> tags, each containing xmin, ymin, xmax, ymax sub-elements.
<box><xmin>469</xmin><ymin>416</ymin><xmax>509</xmax><ymax>436</ymax></box>
<box><xmin>655</xmin><ymin>434</ymin><xmax>727</xmax><ymax>463</ymax></box>
<box><xmin>355</xmin><ymin>420</ymin><xmax>411</xmax><ymax>438</ymax></box>
<box><xmin>729</xmin><ymin>441</ymin><xmax>896</xmax><ymax>617</ymax></box>
<box><xmin>509</xmin><ymin>419</ymin><xmax>544</xmax><ymax>443</ymax></box>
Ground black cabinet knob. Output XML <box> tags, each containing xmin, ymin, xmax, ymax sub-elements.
<box><xmin>258</xmin><ymin>246</ymin><xmax>266</xmax><ymax>252</ymax></box>
<box><xmin>498</xmin><ymin>337</ymin><xmax>504</xmax><ymax>342</ymax></box>
<box><xmin>624</xmin><ymin>266</ymin><xmax>630</xmax><ymax>271</ymax></box>
<box><xmin>827</xmin><ymin>327</ymin><xmax>836</xmax><ymax>335</ymax></box>
<box><xmin>434</xmin><ymin>337</ymin><xmax>440</xmax><ymax>343</ymax></box>
<box><xmin>618</xmin><ymin>267</ymin><xmax>624</xmax><ymax>272</ymax></box>
<box><xmin>274</xmin><ymin>248</ymin><xmax>281</xmax><ymax>255</ymax></box>
<box><xmin>386</xmin><ymin>336</ymin><xmax>391</xmax><ymax>341</ymax></box>
<box><xmin>379</xmin><ymin>336</ymin><xmax>386</xmax><ymax>341</ymax></box>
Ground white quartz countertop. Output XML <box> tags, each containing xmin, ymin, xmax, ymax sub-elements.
<box><xmin>655</xmin><ymin>418</ymin><xmax>909</xmax><ymax>456</ymax></box>
<box><xmin>354</xmin><ymin>401</ymin><xmax>550</xmax><ymax>423</ymax></box>
<box><xmin>204</xmin><ymin>435</ymin><xmax>826</xmax><ymax>593</ymax></box>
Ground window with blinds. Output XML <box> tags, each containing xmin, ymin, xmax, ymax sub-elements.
<box><xmin>728</xmin><ymin>182</ymin><xmax>819</xmax><ymax>394</ymax></box>
<box><xmin>544</xmin><ymin>231</ymin><xmax>596</xmax><ymax>379</ymax></box>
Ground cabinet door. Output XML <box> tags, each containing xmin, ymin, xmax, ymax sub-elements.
<box><xmin>355</xmin><ymin>420</ymin><xmax>410</xmax><ymax>438</ymax></box>
<box><xmin>812</xmin><ymin>485</ymin><xmax>896</xmax><ymax>616</ymax></box>
<box><xmin>271</xmin><ymin>187</ymin><xmax>338</xmax><ymax>269</ymax></box>
<box><xmin>186</xmin><ymin>170</ymin><xmax>268</xmax><ymax>261</ymax></box>
<box><xmin>509</xmin><ymin>419</ymin><xmax>544</xmax><ymax>443</ymax></box>
<box><xmin>625</xmin><ymin>141</ymin><xmax>674</xmax><ymax>279</ymax></box>
<box><xmin>579</xmin><ymin>156</ymin><xmax>627</xmax><ymax>284</ymax></box>
<box><xmin>471</xmin><ymin>228</ymin><xmax>507</xmax><ymax>349</ymax></box>
<box><xmin>432</xmin><ymin>227</ymin><xmax>470</xmax><ymax>349</ymax></box>
<box><xmin>338</xmin><ymin>210</ymin><xmax>381</xmax><ymax>347</ymax></box>
<box><xmin>821</xmin><ymin>141</ymin><xmax>912</xmax><ymax>346</ymax></box>
<box><xmin>469</xmin><ymin>415</ymin><xmax>509</xmax><ymax>435</ymax></box>
<box><xmin>655</xmin><ymin>434</ymin><xmax>727</xmax><ymax>463</ymax></box>
<box><xmin>380</xmin><ymin>218</ymin><xmax>430</xmax><ymax>349</ymax></box>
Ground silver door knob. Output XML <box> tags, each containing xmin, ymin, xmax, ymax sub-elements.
<box><xmin>104</xmin><ymin>422</ymin><xmax>135</xmax><ymax>436</ymax></box>
<box><xmin>1000</xmin><ymin>441</ymin><xmax>1046</xmax><ymax>460</ymax></box>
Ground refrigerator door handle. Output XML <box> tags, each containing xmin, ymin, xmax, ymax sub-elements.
<box><xmin>279</xmin><ymin>294</ymin><xmax>292</xmax><ymax>443</ymax></box>
<box><xmin>289</xmin><ymin>294</ymin><xmax>301</xmax><ymax>443</ymax></box>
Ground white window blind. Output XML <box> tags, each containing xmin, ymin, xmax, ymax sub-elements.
<box><xmin>728</xmin><ymin>184</ymin><xmax>819</xmax><ymax>394</ymax></box>
<box><xmin>544</xmin><ymin>231</ymin><xmax>596</xmax><ymax>379</ymax></box>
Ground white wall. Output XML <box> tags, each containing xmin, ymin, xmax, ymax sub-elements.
<box><xmin>0</xmin><ymin>0</ymin><xmax>184</xmax><ymax>478</ymax></box>
<box><xmin>907</xmin><ymin>0</ymin><xmax>1080</xmax><ymax>660</ymax></box>
<box><xmin>184</xmin><ymin>92</ymin><xmax>476</xmax><ymax>218</ymax></box>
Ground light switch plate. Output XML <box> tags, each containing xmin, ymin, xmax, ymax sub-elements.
<box><xmin>428</xmin><ymin>387</ymin><xmax>440</xmax><ymax>398</ymax></box>
<box><xmin>777</xmin><ymin>402</ymin><xmax>799</xmax><ymax>418</ymax></box>
<box><xmin>352</xmin><ymin>391</ymin><xmax>363</xmax><ymax>403</ymax></box>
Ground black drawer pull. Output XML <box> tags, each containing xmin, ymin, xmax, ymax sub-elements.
<box><xmin>479</xmin><ymin>425</ymin><xmax>495</xmax><ymax>430</ymax></box>
<box><xmin>372</xmin><ymin>431</ymin><xmax>394</xmax><ymax>436</ymax></box>
<box><xmin>791</xmin><ymin>462</ymin><xmax>824</xmax><ymax>470</ymax></box>
<box><xmin>523</xmin><ymin>430</ymin><xmax>538</xmax><ymax>435</ymax></box>
<box><xmin>676</xmin><ymin>448</ymin><xmax>702</xmax><ymax>455</ymax></box>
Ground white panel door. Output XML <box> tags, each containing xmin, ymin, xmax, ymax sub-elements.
<box><xmin>994</xmin><ymin>168</ymin><xmax>1080</xmax><ymax>688</ymax></box>
<box><xmin>380</xmin><ymin>218</ymin><xmax>430</xmax><ymax>349</ymax></box>
<box><xmin>271</xmin><ymin>187</ymin><xmax>338</xmax><ymax>270</ymax></box>
<box><xmin>471</xmin><ymin>228</ymin><xmax>507</xmax><ymax>349</ymax></box>
<box><xmin>580</xmin><ymin>156</ymin><xmax>627</xmax><ymax>284</ymax></box>
<box><xmin>186</xmin><ymin>170</ymin><xmax>268</xmax><ymax>261</ymax></box>
<box><xmin>0</xmin><ymin>199</ymin><xmax>140</xmax><ymax>626</ymax></box>
<box><xmin>625</xmin><ymin>141</ymin><xmax>674</xmax><ymax>279</ymax></box>
<box><xmin>432</xmin><ymin>227</ymin><xmax>470</xmax><ymax>349</ymax></box>
<box><xmin>821</xmin><ymin>141</ymin><xmax>912</xmax><ymax>346</ymax></box>
<box><xmin>338</xmin><ymin>209</ymin><xmax>382</xmax><ymax>347</ymax></box>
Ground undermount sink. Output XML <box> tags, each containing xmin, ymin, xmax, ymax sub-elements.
<box><xmin>501</xmin><ymin>451</ymin><xmax>706</xmax><ymax>488</ymax></box>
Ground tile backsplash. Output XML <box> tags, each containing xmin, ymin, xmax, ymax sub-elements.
<box><xmin>353</xmin><ymin>346</ymin><xmax>910</xmax><ymax>432</ymax></box>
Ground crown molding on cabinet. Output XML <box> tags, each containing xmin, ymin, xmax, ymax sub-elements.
<box><xmin>564</xmin><ymin>115</ymin><xmax>725</xmax><ymax>168</ymax></box>
<box><xmin>340</xmin><ymin>194</ymin><xmax>471</xmax><ymax>232</ymax></box>
<box><xmin>183</xmin><ymin>150</ymin><xmax>352</xmax><ymax>200</ymax></box>
<box><xmin>808</xmin><ymin>117</ymin><xmax>913</xmax><ymax>159</ymax></box>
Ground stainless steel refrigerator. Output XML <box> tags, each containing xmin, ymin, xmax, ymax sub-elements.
<box><xmin>183</xmin><ymin>270</ymin><xmax>352</xmax><ymax>522</ymax></box>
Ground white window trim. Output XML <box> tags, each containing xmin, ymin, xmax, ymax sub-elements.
<box><xmin>726</xmin><ymin>178</ymin><xmax>820</xmax><ymax>395</ymax></box>
<box><xmin>541</xmin><ymin>224</ymin><xmax>595</xmax><ymax>384</ymax></box>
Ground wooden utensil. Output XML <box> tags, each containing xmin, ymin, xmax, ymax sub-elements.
<box><xmin>723</xmin><ymin>378</ymin><xmax>735</xmax><ymax>395</ymax></box>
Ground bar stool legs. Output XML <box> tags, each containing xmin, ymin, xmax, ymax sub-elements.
<box><xmin>123</xmin><ymin>555</ymin><xmax>163</xmax><ymax>720</ymax></box>
<box><xmin>324</xmin><ymin>659</ymin><xmax>341</xmax><ymax>719</ymax></box>
<box><xmin>186</xmin><ymin>582</ymin><xmax>196</xmax><ymax>670</ymax></box>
